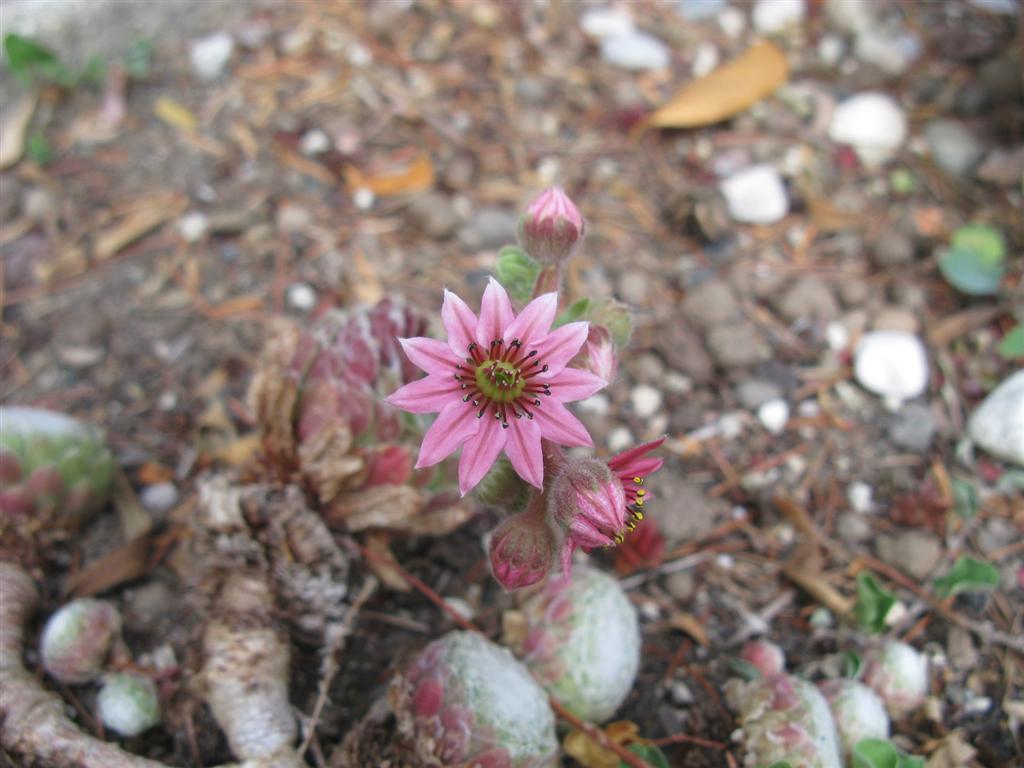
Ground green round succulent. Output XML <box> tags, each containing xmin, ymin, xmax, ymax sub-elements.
<box><xmin>0</xmin><ymin>407</ymin><xmax>114</xmax><ymax>530</ymax></box>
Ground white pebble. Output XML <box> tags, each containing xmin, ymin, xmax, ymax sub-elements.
<box><xmin>854</xmin><ymin>30</ymin><xmax>920</xmax><ymax>76</ymax></box>
<box><xmin>299</xmin><ymin>129</ymin><xmax>330</xmax><ymax>156</ymax></box>
<box><xmin>967</xmin><ymin>369</ymin><xmax>1024</xmax><ymax>467</ymax></box>
<box><xmin>718</xmin><ymin>7</ymin><xmax>746</xmax><ymax>38</ymax></box>
<box><xmin>691</xmin><ymin>42</ymin><xmax>720</xmax><ymax>78</ymax></box>
<box><xmin>608</xmin><ymin>426</ymin><xmax>634</xmax><ymax>453</ymax></box>
<box><xmin>577</xmin><ymin>394</ymin><xmax>610</xmax><ymax>416</ymax></box>
<box><xmin>600</xmin><ymin>32</ymin><xmax>670</xmax><ymax>71</ymax></box>
<box><xmin>720</xmin><ymin>164</ymin><xmax>789</xmax><ymax>224</ymax></box>
<box><xmin>752</xmin><ymin>0</ymin><xmax>806</xmax><ymax>34</ymax></box>
<box><xmin>847</xmin><ymin>481</ymin><xmax>874</xmax><ymax>514</ymax></box>
<box><xmin>287</xmin><ymin>283</ymin><xmax>317</xmax><ymax>312</ymax></box>
<box><xmin>177</xmin><ymin>212</ymin><xmax>209</xmax><ymax>243</ymax></box>
<box><xmin>190</xmin><ymin>32</ymin><xmax>234</xmax><ymax>81</ymax></box>
<box><xmin>826</xmin><ymin>320</ymin><xmax>850</xmax><ymax>351</ymax></box>
<box><xmin>630</xmin><ymin>385</ymin><xmax>663</xmax><ymax>418</ymax></box>
<box><xmin>829</xmin><ymin>93</ymin><xmax>907</xmax><ymax>167</ymax></box>
<box><xmin>758</xmin><ymin>399</ymin><xmax>790</xmax><ymax>435</ymax></box>
<box><xmin>353</xmin><ymin>187</ymin><xmax>375</xmax><ymax>210</ymax></box>
<box><xmin>140</xmin><ymin>482</ymin><xmax>179</xmax><ymax>514</ymax></box>
<box><xmin>580</xmin><ymin>8</ymin><xmax>635</xmax><ymax>39</ymax></box>
<box><xmin>818</xmin><ymin>34</ymin><xmax>845</xmax><ymax>67</ymax></box>
<box><xmin>854</xmin><ymin>331</ymin><xmax>928</xmax><ymax>409</ymax></box>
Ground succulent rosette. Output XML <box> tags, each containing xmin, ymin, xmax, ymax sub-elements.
<box><xmin>390</xmin><ymin>631</ymin><xmax>558</xmax><ymax>768</ymax></box>
<box><xmin>514</xmin><ymin>564</ymin><xmax>640</xmax><ymax>723</ymax></box>
<box><xmin>725</xmin><ymin>674</ymin><xmax>843</xmax><ymax>768</ymax></box>
<box><xmin>96</xmin><ymin>672</ymin><xmax>161</xmax><ymax>737</ymax></box>
<box><xmin>40</xmin><ymin>598</ymin><xmax>123</xmax><ymax>684</ymax></box>
<box><xmin>0</xmin><ymin>407</ymin><xmax>114</xmax><ymax>530</ymax></box>
<box><xmin>861</xmin><ymin>640</ymin><xmax>929</xmax><ymax>718</ymax></box>
<box><xmin>818</xmin><ymin>679</ymin><xmax>890</xmax><ymax>762</ymax></box>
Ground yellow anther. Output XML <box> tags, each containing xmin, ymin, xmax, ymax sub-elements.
<box><xmin>635</xmin><ymin>498</ymin><xmax>644</xmax><ymax>507</ymax></box>
<box><xmin>637</xmin><ymin>488</ymin><xmax>646</xmax><ymax>496</ymax></box>
<box><xmin>632</xmin><ymin>510</ymin><xmax>644</xmax><ymax>521</ymax></box>
<box><xmin>614</xmin><ymin>533</ymin><xmax>625</xmax><ymax>545</ymax></box>
<box><xmin>633</xmin><ymin>476</ymin><xmax>643</xmax><ymax>485</ymax></box>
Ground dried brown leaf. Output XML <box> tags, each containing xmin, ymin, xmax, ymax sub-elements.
<box><xmin>328</xmin><ymin>485</ymin><xmax>422</xmax><ymax>531</ymax></box>
<box><xmin>648</xmin><ymin>42</ymin><xmax>789</xmax><ymax>129</ymax></box>
<box><xmin>94</xmin><ymin>193</ymin><xmax>185</xmax><ymax>260</ymax></box>
<box><xmin>667</xmin><ymin>611</ymin><xmax>710</xmax><ymax>647</ymax></box>
<box><xmin>362</xmin><ymin>533</ymin><xmax>411</xmax><ymax>592</ymax></box>
<box><xmin>345</xmin><ymin>152</ymin><xmax>434</xmax><ymax>197</ymax></box>
<box><xmin>0</xmin><ymin>93</ymin><xmax>37</xmax><ymax>170</ymax></box>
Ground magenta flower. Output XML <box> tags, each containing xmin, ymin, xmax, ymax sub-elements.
<box><xmin>607</xmin><ymin>436</ymin><xmax>666</xmax><ymax>513</ymax></box>
<box><xmin>385</xmin><ymin>279</ymin><xmax>606</xmax><ymax>495</ymax></box>
<box><xmin>518</xmin><ymin>187</ymin><xmax>585</xmax><ymax>263</ymax></box>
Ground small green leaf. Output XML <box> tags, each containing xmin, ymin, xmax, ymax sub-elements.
<box><xmin>4</xmin><ymin>33</ymin><xmax>58</xmax><ymax>73</ymax></box>
<box><xmin>853</xmin><ymin>739</ymin><xmax>924</xmax><ymax>768</ymax></box>
<box><xmin>27</xmin><ymin>132</ymin><xmax>53</xmax><ymax>165</ymax></box>
<box><xmin>951</xmin><ymin>478</ymin><xmax>979</xmax><ymax>520</ymax></box>
<box><xmin>841</xmin><ymin>651</ymin><xmax>863</xmax><ymax>679</ymax></box>
<box><xmin>853</xmin><ymin>572</ymin><xmax>898</xmax><ymax>634</ymax></box>
<box><xmin>495</xmin><ymin>245</ymin><xmax>540</xmax><ymax>305</ymax></box>
<box><xmin>620</xmin><ymin>744</ymin><xmax>670</xmax><ymax>768</ymax></box>
<box><xmin>79</xmin><ymin>55</ymin><xmax>106</xmax><ymax>86</ymax></box>
<box><xmin>727</xmin><ymin>657</ymin><xmax>762</xmax><ymax>681</ymax></box>
<box><xmin>938</xmin><ymin>224</ymin><xmax>1006</xmax><ymax>296</ymax></box>
<box><xmin>889</xmin><ymin>168</ymin><xmax>915</xmax><ymax>196</ymax></box>
<box><xmin>123</xmin><ymin>39</ymin><xmax>153</xmax><ymax>80</ymax></box>
<box><xmin>996</xmin><ymin>324</ymin><xmax>1024</xmax><ymax>360</ymax></box>
<box><xmin>555</xmin><ymin>297</ymin><xmax>591</xmax><ymax>328</ymax></box>
<box><xmin>933</xmin><ymin>555</ymin><xmax>1000</xmax><ymax>597</ymax></box>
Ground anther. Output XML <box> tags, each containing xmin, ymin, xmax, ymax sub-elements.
<box><xmin>634</xmin><ymin>477</ymin><xmax>643</xmax><ymax>485</ymax></box>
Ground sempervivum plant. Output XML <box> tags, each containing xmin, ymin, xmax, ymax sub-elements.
<box><xmin>725</xmin><ymin>674</ymin><xmax>843</xmax><ymax>768</ymax></box>
<box><xmin>513</xmin><ymin>564</ymin><xmax>639</xmax><ymax>723</ymax></box>
<box><xmin>389</xmin><ymin>631</ymin><xmax>558</xmax><ymax>768</ymax></box>
<box><xmin>818</xmin><ymin>679</ymin><xmax>890</xmax><ymax>763</ymax></box>
<box><xmin>861</xmin><ymin>640</ymin><xmax>929</xmax><ymax>718</ymax></box>
<box><xmin>0</xmin><ymin>407</ymin><xmax>114</xmax><ymax>530</ymax></box>
<box><xmin>40</xmin><ymin>598</ymin><xmax>123</xmax><ymax>684</ymax></box>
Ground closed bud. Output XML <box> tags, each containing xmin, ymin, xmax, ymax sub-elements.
<box><xmin>549</xmin><ymin>459</ymin><xmax>627</xmax><ymax>573</ymax></box>
<box><xmin>517</xmin><ymin>187</ymin><xmax>585</xmax><ymax>263</ymax></box>
<box><xmin>574</xmin><ymin>325</ymin><xmax>618</xmax><ymax>382</ymax></box>
<box><xmin>488</xmin><ymin>504</ymin><xmax>557</xmax><ymax>591</ymax></box>
<box><xmin>588</xmin><ymin>298</ymin><xmax>633</xmax><ymax>346</ymax></box>
<box><xmin>476</xmin><ymin>457</ymin><xmax>532</xmax><ymax>513</ymax></box>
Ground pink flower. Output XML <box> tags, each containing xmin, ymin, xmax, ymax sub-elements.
<box><xmin>518</xmin><ymin>187</ymin><xmax>585</xmax><ymax>263</ymax></box>
<box><xmin>386</xmin><ymin>279</ymin><xmax>606</xmax><ymax>495</ymax></box>
<box><xmin>607</xmin><ymin>436</ymin><xmax>666</xmax><ymax>512</ymax></box>
<box><xmin>488</xmin><ymin>505</ymin><xmax>557</xmax><ymax>591</ymax></box>
<box><xmin>550</xmin><ymin>459</ymin><xmax>627</xmax><ymax>573</ymax></box>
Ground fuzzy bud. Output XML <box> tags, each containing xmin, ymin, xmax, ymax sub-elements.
<box><xmin>40</xmin><ymin>598</ymin><xmax>122</xmax><ymax>684</ymax></box>
<box><xmin>515</xmin><ymin>564</ymin><xmax>640</xmax><ymax>723</ymax></box>
<box><xmin>862</xmin><ymin>640</ymin><xmax>928</xmax><ymax>718</ymax></box>
<box><xmin>549</xmin><ymin>459</ymin><xmax>627</xmax><ymax>571</ymax></box>
<box><xmin>489</xmin><ymin>504</ymin><xmax>557</xmax><ymax>591</ymax></box>
<box><xmin>97</xmin><ymin>672</ymin><xmax>161</xmax><ymax>737</ymax></box>
<box><xmin>818</xmin><ymin>679</ymin><xmax>890</xmax><ymax>762</ymax></box>
<box><xmin>740</xmin><ymin>639</ymin><xmax>786</xmax><ymax>677</ymax></box>
<box><xmin>390</xmin><ymin>631</ymin><xmax>558</xmax><ymax>767</ymax></box>
<box><xmin>517</xmin><ymin>187</ymin><xmax>585</xmax><ymax>263</ymax></box>
<box><xmin>575</xmin><ymin>325</ymin><xmax>618</xmax><ymax>383</ymax></box>
<box><xmin>477</xmin><ymin>457</ymin><xmax>532</xmax><ymax>513</ymax></box>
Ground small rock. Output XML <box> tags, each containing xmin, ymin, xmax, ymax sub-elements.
<box><xmin>871</xmin><ymin>230</ymin><xmax>915</xmax><ymax>266</ymax></box>
<box><xmin>407</xmin><ymin>193</ymin><xmax>461</xmax><ymax>240</ymax></box>
<box><xmin>457</xmin><ymin>208</ymin><xmax>517</xmax><ymax>250</ymax></box>
<box><xmin>56</xmin><ymin>345</ymin><xmax>104</xmax><ymax>369</ymax></box>
<box><xmin>23</xmin><ymin>187</ymin><xmax>56</xmax><ymax>225</ymax></box>
<box><xmin>718</xmin><ymin>7</ymin><xmax>746</xmax><ymax>38</ymax></box>
<box><xmin>299</xmin><ymin>129</ymin><xmax>330</xmax><ymax>156</ymax></box>
<box><xmin>774</xmin><ymin>277</ymin><xmax>840</xmax><ymax>323</ymax></box>
<box><xmin>924</xmin><ymin>120</ymin><xmax>986</xmax><ymax>179</ymax></box>
<box><xmin>887</xmin><ymin>401</ymin><xmax>936</xmax><ymax>452</ymax></box>
<box><xmin>682</xmin><ymin>280</ymin><xmax>739</xmax><ymax>329</ymax></box>
<box><xmin>617</xmin><ymin>272</ymin><xmax>649</xmax><ymax>305</ymax></box>
<box><xmin>190</xmin><ymin>32</ymin><xmax>234</xmax><ymax>81</ymax></box>
<box><xmin>669</xmin><ymin>680</ymin><xmax>696</xmax><ymax>706</ymax></box>
<box><xmin>877</xmin><ymin>531</ymin><xmax>942</xmax><ymax>580</ymax></box>
<box><xmin>837</xmin><ymin>512</ymin><xmax>872</xmax><ymax>543</ymax></box>
<box><xmin>177</xmin><ymin>212</ymin><xmax>209</xmax><ymax>243</ymax></box>
<box><xmin>140</xmin><ymin>482</ymin><xmax>178</xmax><ymax>514</ymax></box>
<box><xmin>353</xmin><ymin>188</ymin><xmax>375</xmax><ymax>210</ymax></box>
<box><xmin>847</xmin><ymin>481</ymin><xmax>874</xmax><ymax>513</ymax></box>
<box><xmin>600</xmin><ymin>32</ymin><xmax>671</xmax><ymax>71</ymax></box>
<box><xmin>872</xmin><ymin>306</ymin><xmax>919</xmax><ymax>334</ymax></box>
<box><xmin>758</xmin><ymin>399</ymin><xmax>789</xmax><ymax>435</ymax></box>
<box><xmin>631</xmin><ymin>385</ymin><xmax>663</xmax><ymax>418</ymax></box>
<box><xmin>854</xmin><ymin>29</ymin><xmax>920</xmax><ymax>76</ymax></box>
<box><xmin>825</xmin><ymin>0</ymin><xmax>875</xmax><ymax>34</ymax></box>
<box><xmin>577</xmin><ymin>394</ymin><xmax>610</xmax><ymax>416</ymax></box>
<box><xmin>276</xmin><ymin>203</ymin><xmax>312</xmax><ymax>234</ymax></box>
<box><xmin>659</xmin><ymin>325</ymin><xmax>714</xmax><ymax>383</ymax></box>
<box><xmin>818</xmin><ymin>34</ymin><xmax>845</xmax><ymax>67</ymax></box>
<box><xmin>968</xmin><ymin>370</ymin><xmax>1024</xmax><ymax>466</ymax></box>
<box><xmin>123</xmin><ymin>581</ymin><xmax>175</xmax><ymax>633</ymax></box>
<box><xmin>975</xmin><ymin>146</ymin><xmax>1024</xmax><ymax>187</ymax></box>
<box><xmin>720</xmin><ymin>165</ymin><xmax>789</xmax><ymax>224</ymax></box>
<box><xmin>829</xmin><ymin>93</ymin><xmax>907</xmax><ymax>167</ymax></box>
<box><xmin>664</xmin><ymin>570</ymin><xmax>696</xmax><ymax>601</ymax></box>
<box><xmin>707</xmin><ymin>322</ymin><xmax>770</xmax><ymax>369</ymax></box>
<box><xmin>735</xmin><ymin>379</ymin><xmax>783</xmax><ymax>410</ymax></box>
<box><xmin>287</xmin><ymin>283</ymin><xmax>317</xmax><ymax>312</ymax></box>
<box><xmin>691</xmin><ymin>42</ymin><xmax>719</xmax><ymax>78</ymax></box>
<box><xmin>580</xmin><ymin>7</ymin><xmax>635</xmax><ymax>38</ymax></box>
<box><xmin>607</xmin><ymin>426</ymin><xmax>634</xmax><ymax>453</ymax></box>
<box><xmin>853</xmin><ymin>331</ymin><xmax>928</xmax><ymax>409</ymax></box>
<box><xmin>838</xmin><ymin>280</ymin><xmax>870</xmax><ymax>308</ymax></box>
<box><xmin>752</xmin><ymin>0</ymin><xmax>805</xmax><ymax>34</ymax></box>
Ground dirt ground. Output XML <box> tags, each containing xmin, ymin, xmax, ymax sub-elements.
<box><xmin>0</xmin><ymin>1</ymin><xmax>1021</xmax><ymax>767</ymax></box>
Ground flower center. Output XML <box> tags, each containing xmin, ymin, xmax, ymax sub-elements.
<box><xmin>475</xmin><ymin>359</ymin><xmax>526</xmax><ymax>403</ymax></box>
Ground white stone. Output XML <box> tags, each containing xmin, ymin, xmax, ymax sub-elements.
<box><xmin>968</xmin><ymin>369</ymin><xmax>1024</xmax><ymax>467</ymax></box>
<box><xmin>580</xmin><ymin>8</ymin><xmax>635</xmax><ymax>39</ymax></box>
<box><xmin>630</xmin><ymin>385</ymin><xmax>663</xmax><ymax>418</ymax></box>
<box><xmin>190</xmin><ymin>32</ymin><xmax>234</xmax><ymax>81</ymax></box>
<box><xmin>826</xmin><ymin>320</ymin><xmax>850</xmax><ymax>351</ymax></box>
<box><xmin>577</xmin><ymin>394</ymin><xmax>610</xmax><ymax>416</ymax></box>
<box><xmin>287</xmin><ymin>282</ymin><xmax>317</xmax><ymax>312</ymax></box>
<box><xmin>353</xmin><ymin>187</ymin><xmax>375</xmax><ymax>210</ymax></box>
<box><xmin>758</xmin><ymin>398</ymin><xmax>790</xmax><ymax>435</ymax></box>
<box><xmin>720</xmin><ymin>165</ymin><xmax>789</xmax><ymax>224</ymax></box>
<box><xmin>847</xmin><ymin>480</ymin><xmax>874</xmax><ymax>514</ymax></box>
<box><xmin>924</xmin><ymin>120</ymin><xmax>985</xmax><ymax>178</ymax></box>
<box><xmin>854</xmin><ymin>331</ymin><xmax>928</xmax><ymax>409</ymax></box>
<box><xmin>826</xmin><ymin>0</ymin><xmax>876</xmax><ymax>33</ymax></box>
<box><xmin>600</xmin><ymin>32</ymin><xmax>670</xmax><ymax>71</ymax></box>
<box><xmin>718</xmin><ymin>7</ymin><xmax>746</xmax><ymax>38</ymax></box>
<box><xmin>829</xmin><ymin>93</ymin><xmax>907</xmax><ymax>167</ymax></box>
<box><xmin>140</xmin><ymin>482</ymin><xmax>179</xmax><ymax>514</ymax></box>
<box><xmin>752</xmin><ymin>0</ymin><xmax>806</xmax><ymax>34</ymax></box>
<box><xmin>177</xmin><ymin>211</ymin><xmax>209</xmax><ymax>243</ymax></box>
<box><xmin>608</xmin><ymin>426</ymin><xmax>633</xmax><ymax>453</ymax></box>
<box><xmin>854</xmin><ymin>30</ymin><xmax>920</xmax><ymax>76</ymax></box>
<box><xmin>299</xmin><ymin>129</ymin><xmax>330</xmax><ymax>156</ymax></box>
<box><xmin>691</xmin><ymin>42</ymin><xmax>720</xmax><ymax>78</ymax></box>
<box><xmin>818</xmin><ymin>34</ymin><xmax>844</xmax><ymax>67</ymax></box>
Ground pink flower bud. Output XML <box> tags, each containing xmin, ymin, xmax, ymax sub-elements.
<box><xmin>741</xmin><ymin>639</ymin><xmax>786</xmax><ymax>677</ymax></box>
<box><xmin>574</xmin><ymin>325</ymin><xmax>618</xmax><ymax>382</ymax></box>
<box><xmin>549</xmin><ymin>459</ymin><xmax>627</xmax><ymax>573</ymax></box>
<box><xmin>488</xmin><ymin>505</ymin><xmax>557</xmax><ymax>591</ymax></box>
<box><xmin>517</xmin><ymin>187</ymin><xmax>585</xmax><ymax>263</ymax></box>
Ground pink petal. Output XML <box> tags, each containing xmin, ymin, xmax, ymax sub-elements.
<box><xmin>503</xmin><ymin>292</ymin><xmax>557</xmax><ymax>347</ymax></box>
<box><xmin>534</xmin><ymin>322</ymin><xmax>589</xmax><ymax>377</ymax></box>
<box><xmin>607</xmin><ymin>436</ymin><xmax>667</xmax><ymax>473</ymax></box>
<box><xmin>416</xmin><ymin>400</ymin><xmax>479</xmax><ymax>468</ymax></box>
<box><xmin>619</xmin><ymin>457</ymin><xmax>663</xmax><ymax>479</ymax></box>
<box><xmin>399</xmin><ymin>337</ymin><xmax>457</xmax><ymax>375</ymax></box>
<box><xmin>386</xmin><ymin>374</ymin><xmax>459</xmax><ymax>414</ymax></box>
<box><xmin>441</xmin><ymin>289</ymin><xmax>479</xmax><ymax>359</ymax></box>
<box><xmin>545</xmin><ymin>367</ymin><xmax>606</xmax><ymax>403</ymax></box>
<box><xmin>458</xmin><ymin>416</ymin><xmax>508</xmax><ymax>495</ymax></box>
<box><xmin>505</xmin><ymin>417</ymin><xmax>544</xmax><ymax>489</ymax></box>
<box><xmin>533</xmin><ymin>399</ymin><xmax>592</xmax><ymax>448</ymax></box>
<box><xmin>476</xmin><ymin>278</ymin><xmax>515</xmax><ymax>348</ymax></box>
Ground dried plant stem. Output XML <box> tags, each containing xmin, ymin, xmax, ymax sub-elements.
<box><xmin>0</xmin><ymin>562</ymin><xmax>170</xmax><ymax>768</ymax></box>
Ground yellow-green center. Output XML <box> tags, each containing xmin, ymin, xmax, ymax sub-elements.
<box><xmin>475</xmin><ymin>359</ymin><xmax>526</xmax><ymax>403</ymax></box>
